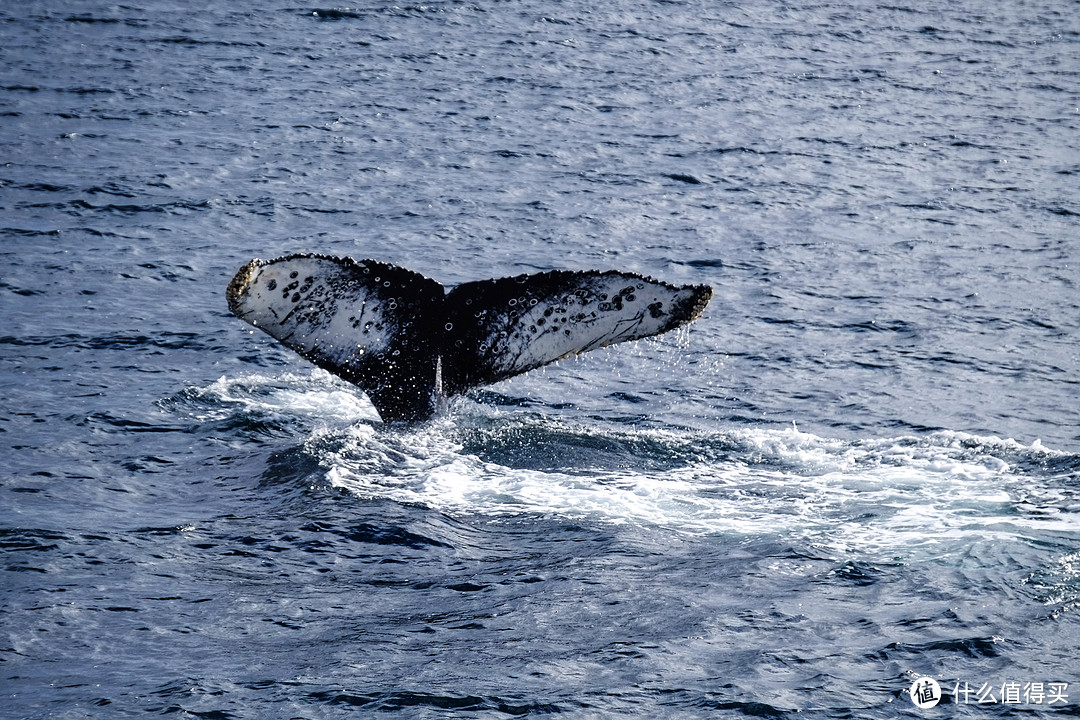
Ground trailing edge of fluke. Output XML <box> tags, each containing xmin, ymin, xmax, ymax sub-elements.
<box><xmin>227</xmin><ymin>253</ymin><xmax>712</xmax><ymax>422</ymax></box>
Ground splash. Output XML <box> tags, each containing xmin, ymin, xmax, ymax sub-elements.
<box><xmin>174</xmin><ymin>372</ymin><xmax>1077</xmax><ymax>558</ymax></box>
<box><xmin>166</xmin><ymin>370</ymin><xmax>380</xmax><ymax>425</ymax></box>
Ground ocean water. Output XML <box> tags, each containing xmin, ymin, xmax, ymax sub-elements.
<box><xmin>2</xmin><ymin>1</ymin><xmax>1079</xmax><ymax>717</ymax></box>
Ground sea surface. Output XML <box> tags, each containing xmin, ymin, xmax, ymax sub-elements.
<box><xmin>2</xmin><ymin>1</ymin><xmax>1079</xmax><ymax>717</ymax></box>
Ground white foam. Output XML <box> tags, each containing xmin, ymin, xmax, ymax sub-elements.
<box><xmin>319</xmin><ymin>419</ymin><xmax>1067</xmax><ymax>557</ymax></box>
<box><xmin>181</xmin><ymin>373</ymin><xmax>1072</xmax><ymax>557</ymax></box>
<box><xmin>201</xmin><ymin>369</ymin><xmax>380</xmax><ymax>423</ymax></box>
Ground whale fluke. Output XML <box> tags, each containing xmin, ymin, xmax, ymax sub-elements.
<box><xmin>227</xmin><ymin>253</ymin><xmax>712</xmax><ymax>422</ymax></box>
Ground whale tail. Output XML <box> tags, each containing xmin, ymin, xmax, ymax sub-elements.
<box><xmin>227</xmin><ymin>253</ymin><xmax>712</xmax><ymax>422</ymax></box>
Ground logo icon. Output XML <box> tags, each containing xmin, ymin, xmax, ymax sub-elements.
<box><xmin>910</xmin><ymin>677</ymin><xmax>942</xmax><ymax>709</ymax></box>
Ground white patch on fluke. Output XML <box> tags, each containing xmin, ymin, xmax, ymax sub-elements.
<box><xmin>228</xmin><ymin>256</ymin><xmax>401</xmax><ymax>365</ymax></box>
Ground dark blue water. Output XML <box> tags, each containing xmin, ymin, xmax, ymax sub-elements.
<box><xmin>2</xmin><ymin>1</ymin><xmax>1079</xmax><ymax>717</ymax></box>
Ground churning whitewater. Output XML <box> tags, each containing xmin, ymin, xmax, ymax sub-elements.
<box><xmin>192</xmin><ymin>370</ymin><xmax>1076</xmax><ymax>550</ymax></box>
